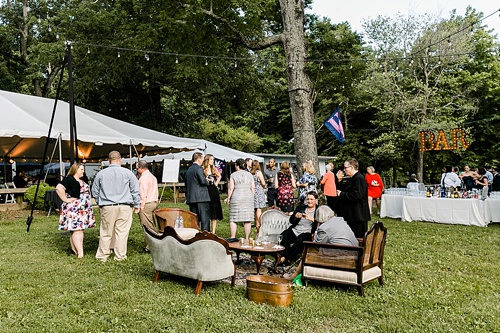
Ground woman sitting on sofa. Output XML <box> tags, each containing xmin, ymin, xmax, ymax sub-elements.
<box><xmin>274</xmin><ymin>191</ymin><xmax>318</xmax><ymax>272</ymax></box>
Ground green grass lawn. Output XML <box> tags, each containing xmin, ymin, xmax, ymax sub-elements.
<box><xmin>0</xmin><ymin>203</ymin><xmax>499</xmax><ymax>333</ymax></box>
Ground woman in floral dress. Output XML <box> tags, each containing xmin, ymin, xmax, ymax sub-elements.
<box><xmin>56</xmin><ymin>163</ymin><xmax>95</xmax><ymax>258</ymax></box>
<box><xmin>274</xmin><ymin>161</ymin><xmax>296</xmax><ymax>214</ymax></box>
<box><xmin>297</xmin><ymin>162</ymin><xmax>318</xmax><ymax>204</ymax></box>
<box><xmin>250</xmin><ymin>160</ymin><xmax>267</xmax><ymax>230</ymax></box>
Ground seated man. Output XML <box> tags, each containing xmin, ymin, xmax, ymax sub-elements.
<box><xmin>274</xmin><ymin>191</ymin><xmax>318</xmax><ymax>271</ymax></box>
<box><xmin>285</xmin><ymin>205</ymin><xmax>358</xmax><ymax>280</ymax></box>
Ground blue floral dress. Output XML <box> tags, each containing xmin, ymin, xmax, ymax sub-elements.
<box><xmin>58</xmin><ymin>180</ymin><xmax>96</xmax><ymax>231</ymax></box>
<box><xmin>298</xmin><ymin>172</ymin><xmax>318</xmax><ymax>202</ymax></box>
<box><xmin>253</xmin><ymin>171</ymin><xmax>267</xmax><ymax>209</ymax></box>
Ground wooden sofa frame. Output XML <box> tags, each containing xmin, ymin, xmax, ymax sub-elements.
<box><xmin>300</xmin><ymin>221</ymin><xmax>387</xmax><ymax>296</ymax></box>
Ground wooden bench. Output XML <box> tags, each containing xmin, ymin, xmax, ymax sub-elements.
<box><xmin>0</xmin><ymin>188</ymin><xmax>28</xmax><ymax>205</ymax></box>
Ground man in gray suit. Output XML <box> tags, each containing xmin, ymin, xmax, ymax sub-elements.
<box><xmin>184</xmin><ymin>152</ymin><xmax>211</xmax><ymax>231</ymax></box>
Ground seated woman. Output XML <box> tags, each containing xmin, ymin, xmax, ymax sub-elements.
<box><xmin>285</xmin><ymin>205</ymin><xmax>358</xmax><ymax>280</ymax></box>
<box><xmin>274</xmin><ymin>191</ymin><xmax>318</xmax><ymax>272</ymax></box>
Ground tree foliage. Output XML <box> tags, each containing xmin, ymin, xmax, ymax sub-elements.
<box><xmin>1</xmin><ymin>2</ymin><xmax>499</xmax><ymax>182</ymax></box>
<box><xmin>358</xmin><ymin>8</ymin><xmax>497</xmax><ymax>183</ymax></box>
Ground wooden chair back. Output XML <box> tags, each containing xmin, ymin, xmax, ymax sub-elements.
<box><xmin>361</xmin><ymin>221</ymin><xmax>387</xmax><ymax>269</ymax></box>
<box><xmin>154</xmin><ymin>208</ymin><xmax>199</xmax><ymax>232</ymax></box>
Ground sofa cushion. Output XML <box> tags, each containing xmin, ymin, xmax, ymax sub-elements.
<box><xmin>303</xmin><ymin>266</ymin><xmax>382</xmax><ymax>284</ymax></box>
<box><xmin>175</xmin><ymin>228</ymin><xmax>199</xmax><ymax>240</ymax></box>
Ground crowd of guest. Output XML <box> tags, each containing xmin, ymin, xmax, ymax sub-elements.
<box><xmin>51</xmin><ymin>152</ymin><xmax>387</xmax><ymax>275</ymax></box>
<box><xmin>441</xmin><ymin>164</ymin><xmax>499</xmax><ymax>193</ymax></box>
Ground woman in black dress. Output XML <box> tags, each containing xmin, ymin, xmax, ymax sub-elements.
<box><xmin>202</xmin><ymin>154</ymin><xmax>223</xmax><ymax>234</ymax></box>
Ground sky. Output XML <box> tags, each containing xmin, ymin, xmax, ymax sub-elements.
<box><xmin>308</xmin><ymin>0</ymin><xmax>500</xmax><ymax>37</ymax></box>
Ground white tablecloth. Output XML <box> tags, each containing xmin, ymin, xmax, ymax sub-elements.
<box><xmin>485</xmin><ymin>198</ymin><xmax>500</xmax><ymax>223</ymax></box>
<box><xmin>402</xmin><ymin>196</ymin><xmax>491</xmax><ymax>227</ymax></box>
<box><xmin>380</xmin><ymin>194</ymin><xmax>405</xmax><ymax>219</ymax></box>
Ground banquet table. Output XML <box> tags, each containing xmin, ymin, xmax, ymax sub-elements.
<box><xmin>485</xmin><ymin>198</ymin><xmax>500</xmax><ymax>223</ymax></box>
<box><xmin>380</xmin><ymin>194</ymin><xmax>405</xmax><ymax>219</ymax></box>
<box><xmin>44</xmin><ymin>190</ymin><xmax>63</xmax><ymax>216</ymax></box>
<box><xmin>401</xmin><ymin>196</ymin><xmax>491</xmax><ymax>227</ymax></box>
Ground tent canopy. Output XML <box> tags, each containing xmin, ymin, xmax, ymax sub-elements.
<box><xmin>117</xmin><ymin>139</ymin><xmax>264</xmax><ymax>164</ymax></box>
<box><xmin>158</xmin><ymin>140</ymin><xmax>263</xmax><ymax>163</ymax></box>
<box><xmin>0</xmin><ymin>90</ymin><xmax>203</xmax><ymax>161</ymax></box>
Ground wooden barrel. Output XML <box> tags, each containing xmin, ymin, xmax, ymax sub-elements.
<box><xmin>246</xmin><ymin>275</ymin><xmax>293</xmax><ymax>307</ymax></box>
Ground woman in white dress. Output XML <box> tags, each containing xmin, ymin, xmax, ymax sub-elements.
<box><xmin>226</xmin><ymin>158</ymin><xmax>255</xmax><ymax>239</ymax></box>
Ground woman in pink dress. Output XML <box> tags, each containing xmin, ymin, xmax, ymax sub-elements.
<box><xmin>365</xmin><ymin>166</ymin><xmax>384</xmax><ymax>216</ymax></box>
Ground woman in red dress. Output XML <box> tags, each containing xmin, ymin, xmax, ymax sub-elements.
<box><xmin>365</xmin><ymin>166</ymin><xmax>384</xmax><ymax>215</ymax></box>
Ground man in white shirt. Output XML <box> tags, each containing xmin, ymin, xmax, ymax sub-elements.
<box><xmin>441</xmin><ymin>165</ymin><xmax>461</xmax><ymax>188</ymax></box>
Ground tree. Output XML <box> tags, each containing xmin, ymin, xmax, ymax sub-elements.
<box><xmin>360</xmin><ymin>10</ymin><xmax>487</xmax><ymax>183</ymax></box>
<box><xmin>0</xmin><ymin>0</ymin><xmax>66</xmax><ymax>96</ymax></box>
<box><xmin>180</xmin><ymin>0</ymin><xmax>319</xmax><ymax>175</ymax></box>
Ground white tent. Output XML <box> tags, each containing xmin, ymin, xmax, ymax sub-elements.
<box><xmin>140</xmin><ymin>140</ymin><xmax>264</xmax><ymax>163</ymax></box>
<box><xmin>110</xmin><ymin>138</ymin><xmax>264</xmax><ymax>165</ymax></box>
<box><xmin>0</xmin><ymin>90</ymin><xmax>203</xmax><ymax>162</ymax></box>
<box><xmin>107</xmin><ymin>139</ymin><xmax>263</xmax><ymax>167</ymax></box>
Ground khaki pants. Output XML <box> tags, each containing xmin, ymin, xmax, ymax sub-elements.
<box><xmin>96</xmin><ymin>205</ymin><xmax>133</xmax><ymax>261</ymax></box>
<box><xmin>139</xmin><ymin>202</ymin><xmax>158</xmax><ymax>249</ymax></box>
<box><xmin>139</xmin><ymin>201</ymin><xmax>158</xmax><ymax>231</ymax></box>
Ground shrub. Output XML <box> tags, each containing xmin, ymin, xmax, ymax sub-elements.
<box><xmin>158</xmin><ymin>186</ymin><xmax>174</xmax><ymax>201</ymax></box>
<box><xmin>24</xmin><ymin>182</ymin><xmax>55</xmax><ymax>210</ymax></box>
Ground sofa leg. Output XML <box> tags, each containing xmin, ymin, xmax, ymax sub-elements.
<box><xmin>357</xmin><ymin>285</ymin><xmax>364</xmax><ymax>297</ymax></box>
<box><xmin>378</xmin><ymin>275</ymin><xmax>384</xmax><ymax>286</ymax></box>
<box><xmin>231</xmin><ymin>272</ymin><xmax>236</xmax><ymax>287</ymax></box>
<box><xmin>194</xmin><ymin>281</ymin><xmax>203</xmax><ymax>295</ymax></box>
<box><xmin>153</xmin><ymin>271</ymin><xmax>160</xmax><ymax>283</ymax></box>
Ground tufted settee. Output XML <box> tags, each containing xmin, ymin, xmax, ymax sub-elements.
<box><xmin>256</xmin><ymin>208</ymin><xmax>291</xmax><ymax>243</ymax></box>
<box><xmin>143</xmin><ymin>226</ymin><xmax>236</xmax><ymax>295</ymax></box>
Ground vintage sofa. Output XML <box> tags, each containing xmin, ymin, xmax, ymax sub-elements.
<box><xmin>143</xmin><ymin>226</ymin><xmax>236</xmax><ymax>295</ymax></box>
<box><xmin>300</xmin><ymin>221</ymin><xmax>387</xmax><ymax>296</ymax></box>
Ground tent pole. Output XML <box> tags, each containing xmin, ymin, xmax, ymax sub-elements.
<box><xmin>129</xmin><ymin>143</ymin><xmax>132</xmax><ymax>171</ymax></box>
<box><xmin>44</xmin><ymin>133</ymin><xmax>60</xmax><ymax>183</ymax></box>
<box><xmin>26</xmin><ymin>48</ymin><xmax>67</xmax><ymax>233</ymax></box>
<box><xmin>67</xmin><ymin>41</ymin><xmax>76</xmax><ymax>164</ymax></box>
<box><xmin>59</xmin><ymin>134</ymin><xmax>64</xmax><ymax>179</ymax></box>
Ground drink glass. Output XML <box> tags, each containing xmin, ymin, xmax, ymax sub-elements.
<box><xmin>239</xmin><ymin>238</ymin><xmax>244</xmax><ymax>246</ymax></box>
<box><xmin>277</xmin><ymin>235</ymin><xmax>283</xmax><ymax>247</ymax></box>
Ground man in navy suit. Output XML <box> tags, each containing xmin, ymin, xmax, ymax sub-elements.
<box><xmin>185</xmin><ymin>152</ymin><xmax>211</xmax><ymax>231</ymax></box>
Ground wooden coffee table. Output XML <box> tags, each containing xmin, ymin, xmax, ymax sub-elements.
<box><xmin>228</xmin><ymin>241</ymin><xmax>284</xmax><ymax>274</ymax></box>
